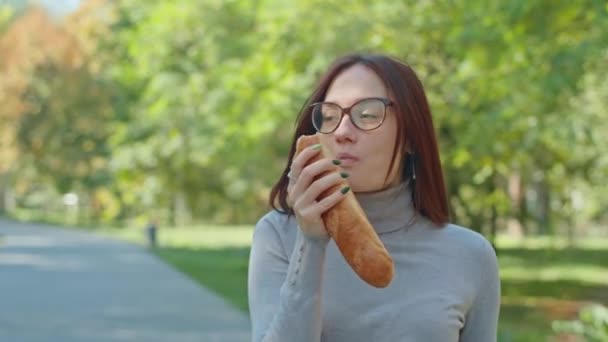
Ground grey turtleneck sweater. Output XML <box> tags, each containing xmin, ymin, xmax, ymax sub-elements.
<box><xmin>247</xmin><ymin>183</ymin><xmax>500</xmax><ymax>342</ymax></box>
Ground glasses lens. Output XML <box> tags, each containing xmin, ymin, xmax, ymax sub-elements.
<box><xmin>351</xmin><ymin>99</ymin><xmax>386</xmax><ymax>131</ymax></box>
<box><xmin>312</xmin><ymin>103</ymin><xmax>342</xmax><ymax>133</ymax></box>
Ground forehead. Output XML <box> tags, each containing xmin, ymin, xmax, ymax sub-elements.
<box><xmin>324</xmin><ymin>64</ymin><xmax>388</xmax><ymax>106</ymax></box>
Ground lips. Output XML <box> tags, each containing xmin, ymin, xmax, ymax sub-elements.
<box><xmin>336</xmin><ymin>152</ymin><xmax>360</xmax><ymax>166</ymax></box>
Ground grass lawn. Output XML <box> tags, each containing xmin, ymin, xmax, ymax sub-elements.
<box><xmin>91</xmin><ymin>226</ymin><xmax>608</xmax><ymax>341</ymax></box>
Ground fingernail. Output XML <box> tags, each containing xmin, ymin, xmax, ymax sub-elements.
<box><xmin>311</xmin><ymin>144</ymin><xmax>322</xmax><ymax>150</ymax></box>
<box><xmin>340</xmin><ymin>172</ymin><xmax>349</xmax><ymax>178</ymax></box>
<box><xmin>340</xmin><ymin>186</ymin><xmax>351</xmax><ymax>194</ymax></box>
<box><xmin>332</xmin><ymin>159</ymin><xmax>341</xmax><ymax>165</ymax></box>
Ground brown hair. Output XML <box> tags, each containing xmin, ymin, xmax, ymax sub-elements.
<box><xmin>268</xmin><ymin>53</ymin><xmax>449</xmax><ymax>226</ymax></box>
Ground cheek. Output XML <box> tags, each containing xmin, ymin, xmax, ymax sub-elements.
<box><xmin>360</xmin><ymin>138</ymin><xmax>394</xmax><ymax>177</ymax></box>
<box><xmin>366</xmin><ymin>132</ymin><xmax>400</xmax><ymax>177</ymax></box>
<box><xmin>371</xmin><ymin>148</ymin><xmax>395</xmax><ymax>176</ymax></box>
<box><xmin>370</xmin><ymin>130</ymin><xmax>397</xmax><ymax>163</ymax></box>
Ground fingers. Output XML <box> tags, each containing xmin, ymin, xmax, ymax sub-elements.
<box><xmin>288</xmin><ymin>143</ymin><xmax>322</xmax><ymax>181</ymax></box>
<box><xmin>296</xmin><ymin>170</ymin><xmax>348</xmax><ymax>209</ymax></box>
<box><xmin>286</xmin><ymin>143</ymin><xmax>326</xmax><ymax>206</ymax></box>
<box><xmin>295</xmin><ymin>158</ymin><xmax>339</xmax><ymax>190</ymax></box>
<box><xmin>287</xmin><ymin>158</ymin><xmax>336</xmax><ymax>203</ymax></box>
<box><xmin>293</xmin><ymin>173</ymin><xmax>350</xmax><ymax>217</ymax></box>
<box><xmin>314</xmin><ymin>184</ymin><xmax>350</xmax><ymax>214</ymax></box>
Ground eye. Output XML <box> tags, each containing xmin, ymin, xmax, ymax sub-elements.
<box><xmin>321</xmin><ymin>107</ymin><xmax>341</xmax><ymax>120</ymax></box>
<box><xmin>360</xmin><ymin>112</ymin><xmax>380</xmax><ymax>119</ymax></box>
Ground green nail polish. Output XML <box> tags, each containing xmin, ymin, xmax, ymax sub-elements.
<box><xmin>340</xmin><ymin>186</ymin><xmax>351</xmax><ymax>194</ymax></box>
<box><xmin>340</xmin><ymin>172</ymin><xmax>349</xmax><ymax>178</ymax></box>
<box><xmin>311</xmin><ymin>144</ymin><xmax>322</xmax><ymax>150</ymax></box>
<box><xmin>332</xmin><ymin>159</ymin><xmax>341</xmax><ymax>165</ymax></box>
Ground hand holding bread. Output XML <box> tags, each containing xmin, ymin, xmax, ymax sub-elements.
<box><xmin>289</xmin><ymin>133</ymin><xmax>395</xmax><ymax>288</ymax></box>
<box><xmin>286</xmin><ymin>140</ymin><xmax>350</xmax><ymax>240</ymax></box>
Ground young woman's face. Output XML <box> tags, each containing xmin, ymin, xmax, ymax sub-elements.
<box><xmin>319</xmin><ymin>64</ymin><xmax>403</xmax><ymax>193</ymax></box>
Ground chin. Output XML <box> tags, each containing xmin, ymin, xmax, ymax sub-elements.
<box><xmin>348</xmin><ymin>181</ymin><xmax>380</xmax><ymax>193</ymax></box>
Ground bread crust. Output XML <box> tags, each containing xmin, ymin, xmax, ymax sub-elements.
<box><xmin>294</xmin><ymin>134</ymin><xmax>394</xmax><ymax>288</ymax></box>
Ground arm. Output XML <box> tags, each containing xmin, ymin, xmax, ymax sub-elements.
<box><xmin>248</xmin><ymin>214</ymin><xmax>329</xmax><ymax>342</ymax></box>
<box><xmin>460</xmin><ymin>239</ymin><xmax>501</xmax><ymax>342</ymax></box>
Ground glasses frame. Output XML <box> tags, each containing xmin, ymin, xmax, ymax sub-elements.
<box><xmin>309</xmin><ymin>97</ymin><xmax>393</xmax><ymax>134</ymax></box>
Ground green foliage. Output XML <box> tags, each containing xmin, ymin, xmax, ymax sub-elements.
<box><xmin>0</xmin><ymin>0</ymin><xmax>607</xmax><ymax>230</ymax></box>
<box><xmin>0</xmin><ymin>5</ymin><xmax>13</xmax><ymax>31</ymax></box>
<box><xmin>17</xmin><ymin>63</ymin><xmax>114</xmax><ymax>193</ymax></box>
<box><xmin>552</xmin><ymin>304</ymin><xmax>608</xmax><ymax>341</ymax></box>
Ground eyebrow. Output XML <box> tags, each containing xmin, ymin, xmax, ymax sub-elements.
<box><xmin>322</xmin><ymin>96</ymin><xmax>387</xmax><ymax>107</ymax></box>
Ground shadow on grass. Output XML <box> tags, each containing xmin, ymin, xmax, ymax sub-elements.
<box><xmin>498</xmin><ymin>247</ymin><xmax>608</xmax><ymax>268</ymax></box>
<box><xmin>497</xmin><ymin>246</ymin><xmax>608</xmax><ymax>341</ymax></box>
<box><xmin>502</xmin><ymin>278</ymin><xmax>608</xmax><ymax>304</ymax></box>
<box><xmin>498</xmin><ymin>303</ymin><xmax>556</xmax><ymax>342</ymax></box>
<box><xmin>499</xmin><ymin>246</ymin><xmax>608</xmax><ymax>304</ymax></box>
<box><xmin>153</xmin><ymin>246</ymin><xmax>251</xmax><ymax>314</ymax></box>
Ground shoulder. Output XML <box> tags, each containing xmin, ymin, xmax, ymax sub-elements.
<box><xmin>253</xmin><ymin>210</ymin><xmax>296</xmax><ymax>241</ymax></box>
<box><xmin>437</xmin><ymin>223</ymin><xmax>498</xmax><ymax>266</ymax></box>
<box><xmin>255</xmin><ymin>209</ymin><xmax>294</xmax><ymax>230</ymax></box>
<box><xmin>252</xmin><ymin>210</ymin><xmax>299</xmax><ymax>260</ymax></box>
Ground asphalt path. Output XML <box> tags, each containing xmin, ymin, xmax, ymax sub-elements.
<box><xmin>0</xmin><ymin>218</ymin><xmax>251</xmax><ymax>342</ymax></box>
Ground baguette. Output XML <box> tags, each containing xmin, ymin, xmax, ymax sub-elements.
<box><xmin>294</xmin><ymin>133</ymin><xmax>394</xmax><ymax>288</ymax></box>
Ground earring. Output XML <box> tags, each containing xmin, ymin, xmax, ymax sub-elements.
<box><xmin>405</xmin><ymin>153</ymin><xmax>416</xmax><ymax>182</ymax></box>
<box><xmin>412</xmin><ymin>156</ymin><xmax>416</xmax><ymax>181</ymax></box>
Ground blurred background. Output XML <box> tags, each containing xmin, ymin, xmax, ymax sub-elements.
<box><xmin>0</xmin><ymin>0</ymin><xmax>607</xmax><ymax>341</ymax></box>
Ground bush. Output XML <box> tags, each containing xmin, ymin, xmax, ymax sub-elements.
<box><xmin>552</xmin><ymin>304</ymin><xmax>608</xmax><ymax>341</ymax></box>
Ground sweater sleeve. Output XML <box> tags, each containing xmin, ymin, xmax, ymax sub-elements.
<box><xmin>460</xmin><ymin>238</ymin><xmax>501</xmax><ymax>342</ymax></box>
<box><xmin>247</xmin><ymin>214</ymin><xmax>329</xmax><ymax>342</ymax></box>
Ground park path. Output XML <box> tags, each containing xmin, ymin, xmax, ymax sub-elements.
<box><xmin>0</xmin><ymin>218</ymin><xmax>251</xmax><ymax>342</ymax></box>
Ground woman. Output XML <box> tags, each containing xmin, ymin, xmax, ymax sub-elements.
<box><xmin>248</xmin><ymin>53</ymin><xmax>500</xmax><ymax>342</ymax></box>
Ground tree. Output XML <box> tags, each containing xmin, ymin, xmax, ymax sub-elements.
<box><xmin>0</xmin><ymin>5</ymin><xmax>117</xmax><ymax>222</ymax></box>
<box><xmin>2</xmin><ymin>0</ymin><xmax>606</xmax><ymax>231</ymax></box>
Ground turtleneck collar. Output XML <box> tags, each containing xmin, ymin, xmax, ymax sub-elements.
<box><xmin>354</xmin><ymin>181</ymin><xmax>419</xmax><ymax>234</ymax></box>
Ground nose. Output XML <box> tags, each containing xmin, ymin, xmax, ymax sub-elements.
<box><xmin>333</xmin><ymin>114</ymin><xmax>357</xmax><ymax>141</ymax></box>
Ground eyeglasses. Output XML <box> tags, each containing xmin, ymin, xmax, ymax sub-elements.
<box><xmin>310</xmin><ymin>97</ymin><xmax>393</xmax><ymax>134</ymax></box>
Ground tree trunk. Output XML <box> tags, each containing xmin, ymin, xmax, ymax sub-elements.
<box><xmin>507</xmin><ymin>172</ymin><xmax>524</xmax><ymax>238</ymax></box>
<box><xmin>537</xmin><ymin>179</ymin><xmax>551</xmax><ymax>235</ymax></box>
<box><xmin>490</xmin><ymin>202</ymin><xmax>498</xmax><ymax>253</ymax></box>
<box><xmin>0</xmin><ymin>173</ymin><xmax>6</xmax><ymax>214</ymax></box>
<box><xmin>0</xmin><ymin>175</ymin><xmax>16</xmax><ymax>214</ymax></box>
<box><xmin>174</xmin><ymin>191</ymin><xmax>190</xmax><ymax>227</ymax></box>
